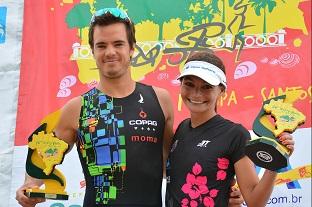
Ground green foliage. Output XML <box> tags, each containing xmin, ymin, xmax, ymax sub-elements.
<box><xmin>119</xmin><ymin>0</ymin><xmax>152</xmax><ymax>24</ymax></box>
<box><xmin>191</xmin><ymin>0</ymin><xmax>220</xmax><ymax>24</ymax></box>
<box><xmin>64</xmin><ymin>0</ymin><xmax>252</xmax><ymax>40</ymax></box>
<box><xmin>94</xmin><ymin>0</ymin><xmax>118</xmax><ymax>11</ymax></box>
<box><xmin>65</xmin><ymin>3</ymin><xmax>92</xmax><ymax>29</ymax></box>
<box><xmin>248</xmin><ymin>0</ymin><xmax>284</xmax><ymax>33</ymax></box>
<box><xmin>229</xmin><ymin>0</ymin><xmax>235</xmax><ymax>7</ymax></box>
<box><xmin>248</xmin><ymin>0</ymin><xmax>277</xmax><ymax>16</ymax></box>
<box><xmin>121</xmin><ymin>0</ymin><xmax>190</xmax><ymax>40</ymax></box>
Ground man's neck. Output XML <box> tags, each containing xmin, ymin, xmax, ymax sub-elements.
<box><xmin>97</xmin><ymin>78</ymin><xmax>136</xmax><ymax>98</ymax></box>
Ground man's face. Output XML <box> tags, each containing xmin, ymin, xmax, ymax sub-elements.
<box><xmin>92</xmin><ymin>23</ymin><xmax>134</xmax><ymax>80</ymax></box>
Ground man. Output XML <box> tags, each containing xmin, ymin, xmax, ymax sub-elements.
<box><xmin>16</xmin><ymin>8</ymin><xmax>243</xmax><ymax>207</ymax></box>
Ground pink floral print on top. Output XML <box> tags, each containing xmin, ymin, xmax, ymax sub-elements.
<box><xmin>181</xmin><ymin>163</ymin><xmax>209</xmax><ymax>199</ymax></box>
<box><xmin>216</xmin><ymin>158</ymin><xmax>229</xmax><ymax>181</ymax></box>
<box><xmin>180</xmin><ymin>162</ymin><xmax>220</xmax><ymax>207</ymax></box>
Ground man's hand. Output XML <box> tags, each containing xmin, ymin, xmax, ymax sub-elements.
<box><xmin>16</xmin><ymin>175</ymin><xmax>45</xmax><ymax>207</ymax></box>
<box><xmin>228</xmin><ymin>186</ymin><xmax>244</xmax><ymax>207</ymax></box>
<box><xmin>228</xmin><ymin>178</ymin><xmax>244</xmax><ymax>207</ymax></box>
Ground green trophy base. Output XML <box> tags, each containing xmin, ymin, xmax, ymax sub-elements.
<box><xmin>245</xmin><ymin>137</ymin><xmax>289</xmax><ymax>171</ymax></box>
<box><xmin>25</xmin><ymin>191</ymin><xmax>68</xmax><ymax>200</ymax></box>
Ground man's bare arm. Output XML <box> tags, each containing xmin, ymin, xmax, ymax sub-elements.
<box><xmin>15</xmin><ymin>96</ymin><xmax>81</xmax><ymax>206</ymax></box>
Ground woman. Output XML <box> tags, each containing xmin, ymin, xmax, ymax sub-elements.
<box><xmin>166</xmin><ymin>51</ymin><xmax>294</xmax><ymax>207</ymax></box>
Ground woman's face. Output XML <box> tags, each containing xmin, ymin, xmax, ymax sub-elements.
<box><xmin>180</xmin><ymin>75</ymin><xmax>223</xmax><ymax>115</ymax></box>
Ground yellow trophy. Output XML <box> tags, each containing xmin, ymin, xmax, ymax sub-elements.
<box><xmin>245</xmin><ymin>91</ymin><xmax>306</xmax><ymax>171</ymax></box>
<box><xmin>25</xmin><ymin>111</ymin><xmax>69</xmax><ymax>200</ymax></box>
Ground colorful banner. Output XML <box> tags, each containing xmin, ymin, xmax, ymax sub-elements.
<box><xmin>10</xmin><ymin>0</ymin><xmax>311</xmax><ymax>206</ymax></box>
<box><xmin>15</xmin><ymin>0</ymin><xmax>311</xmax><ymax>146</ymax></box>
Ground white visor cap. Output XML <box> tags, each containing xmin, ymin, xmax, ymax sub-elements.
<box><xmin>178</xmin><ymin>61</ymin><xmax>227</xmax><ymax>88</ymax></box>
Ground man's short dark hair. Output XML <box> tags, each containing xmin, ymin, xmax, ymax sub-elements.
<box><xmin>88</xmin><ymin>12</ymin><xmax>136</xmax><ymax>50</ymax></box>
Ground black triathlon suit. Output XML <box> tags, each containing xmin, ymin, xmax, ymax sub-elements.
<box><xmin>77</xmin><ymin>82</ymin><xmax>165</xmax><ymax>206</ymax></box>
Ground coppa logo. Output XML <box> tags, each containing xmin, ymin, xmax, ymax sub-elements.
<box><xmin>0</xmin><ymin>7</ymin><xmax>7</xmax><ymax>44</ymax></box>
<box><xmin>129</xmin><ymin>109</ymin><xmax>158</xmax><ymax>130</ymax></box>
<box><xmin>129</xmin><ymin>119</ymin><xmax>158</xmax><ymax>126</ymax></box>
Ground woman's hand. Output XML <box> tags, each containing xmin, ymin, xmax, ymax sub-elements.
<box><xmin>278</xmin><ymin>132</ymin><xmax>295</xmax><ymax>156</ymax></box>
